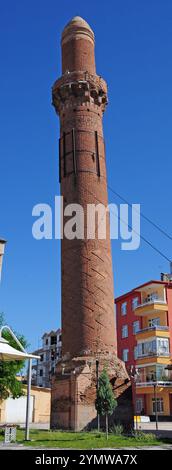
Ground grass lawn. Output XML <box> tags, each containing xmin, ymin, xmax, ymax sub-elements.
<box><xmin>0</xmin><ymin>429</ymin><xmax>171</xmax><ymax>448</ymax></box>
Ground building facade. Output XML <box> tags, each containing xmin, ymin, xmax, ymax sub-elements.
<box><xmin>32</xmin><ymin>329</ymin><xmax>62</xmax><ymax>388</ymax></box>
<box><xmin>116</xmin><ymin>280</ymin><xmax>172</xmax><ymax>418</ymax></box>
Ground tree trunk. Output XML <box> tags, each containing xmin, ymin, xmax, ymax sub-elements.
<box><xmin>97</xmin><ymin>413</ymin><xmax>100</xmax><ymax>432</ymax></box>
<box><xmin>105</xmin><ymin>413</ymin><xmax>108</xmax><ymax>440</ymax></box>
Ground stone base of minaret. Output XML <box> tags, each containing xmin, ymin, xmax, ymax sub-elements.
<box><xmin>51</xmin><ymin>355</ymin><xmax>133</xmax><ymax>431</ymax></box>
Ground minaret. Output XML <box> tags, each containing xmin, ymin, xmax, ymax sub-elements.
<box><xmin>51</xmin><ymin>17</ymin><xmax>131</xmax><ymax>430</ymax></box>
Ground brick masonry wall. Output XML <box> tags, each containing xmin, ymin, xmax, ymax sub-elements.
<box><xmin>60</xmin><ymin>107</ymin><xmax>116</xmax><ymax>358</ymax></box>
<box><xmin>51</xmin><ymin>17</ymin><xmax>132</xmax><ymax>430</ymax></box>
<box><xmin>52</xmin><ymin>18</ymin><xmax>116</xmax><ymax>359</ymax></box>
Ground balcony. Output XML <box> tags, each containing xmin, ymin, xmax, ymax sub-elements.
<box><xmin>134</xmin><ymin>298</ymin><xmax>168</xmax><ymax>316</ymax></box>
<box><xmin>136</xmin><ymin>326</ymin><xmax>170</xmax><ymax>340</ymax></box>
<box><xmin>136</xmin><ymin>380</ymin><xmax>172</xmax><ymax>387</ymax></box>
<box><xmin>137</xmin><ymin>351</ymin><xmax>170</xmax><ymax>359</ymax></box>
<box><xmin>135</xmin><ymin>367</ymin><xmax>172</xmax><ymax>389</ymax></box>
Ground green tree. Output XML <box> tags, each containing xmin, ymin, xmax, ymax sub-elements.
<box><xmin>95</xmin><ymin>368</ymin><xmax>117</xmax><ymax>440</ymax></box>
<box><xmin>0</xmin><ymin>313</ymin><xmax>28</xmax><ymax>400</ymax></box>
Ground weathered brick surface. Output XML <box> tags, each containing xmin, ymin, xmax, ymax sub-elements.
<box><xmin>61</xmin><ymin>17</ymin><xmax>95</xmax><ymax>74</ymax></box>
<box><xmin>53</xmin><ymin>17</ymin><xmax>116</xmax><ymax>359</ymax></box>
<box><xmin>51</xmin><ymin>355</ymin><xmax>132</xmax><ymax>431</ymax></box>
<box><xmin>51</xmin><ymin>17</ymin><xmax>132</xmax><ymax>430</ymax></box>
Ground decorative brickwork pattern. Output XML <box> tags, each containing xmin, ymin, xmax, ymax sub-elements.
<box><xmin>51</xmin><ymin>16</ymin><xmax>132</xmax><ymax>430</ymax></box>
<box><xmin>52</xmin><ymin>17</ymin><xmax>116</xmax><ymax>359</ymax></box>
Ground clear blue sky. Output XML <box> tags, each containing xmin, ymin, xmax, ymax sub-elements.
<box><xmin>0</xmin><ymin>0</ymin><xmax>172</xmax><ymax>351</ymax></box>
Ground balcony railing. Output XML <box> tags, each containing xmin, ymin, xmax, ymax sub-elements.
<box><xmin>136</xmin><ymin>380</ymin><xmax>172</xmax><ymax>387</ymax></box>
<box><xmin>137</xmin><ymin>351</ymin><xmax>170</xmax><ymax>359</ymax></box>
<box><xmin>137</xmin><ymin>326</ymin><xmax>169</xmax><ymax>334</ymax></box>
<box><xmin>135</xmin><ymin>298</ymin><xmax>167</xmax><ymax>310</ymax></box>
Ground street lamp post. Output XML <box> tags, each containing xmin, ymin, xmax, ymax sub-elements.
<box><xmin>129</xmin><ymin>365</ymin><xmax>140</xmax><ymax>431</ymax></box>
<box><xmin>25</xmin><ymin>358</ymin><xmax>32</xmax><ymax>441</ymax></box>
<box><xmin>0</xmin><ymin>325</ymin><xmax>40</xmax><ymax>441</ymax></box>
<box><xmin>153</xmin><ymin>382</ymin><xmax>158</xmax><ymax>431</ymax></box>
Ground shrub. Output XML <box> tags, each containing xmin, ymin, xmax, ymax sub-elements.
<box><xmin>111</xmin><ymin>424</ymin><xmax>124</xmax><ymax>436</ymax></box>
<box><xmin>131</xmin><ymin>430</ymin><xmax>157</xmax><ymax>441</ymax></box>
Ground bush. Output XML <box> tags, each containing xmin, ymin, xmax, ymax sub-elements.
<box><xmin>131</xmin><ymin>430</ymin><xmax>157</xmax><ymax>441</ymax></box>
<box><xmin>111</xmin><ymin>424</ymin><xmax>124</xmax><ymax>436</ymax></box>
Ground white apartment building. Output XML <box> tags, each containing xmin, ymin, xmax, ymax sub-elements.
<box><xmin>32</xmin><ymin>329</ymin><xmax>62</xmax><ymax>388</ymax></box>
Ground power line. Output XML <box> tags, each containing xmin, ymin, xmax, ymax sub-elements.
<box><xmin>133</xmin><ymin>232</ymin><xmax>171</xmax><ymax>263</ymax></box>
<box><xmin>84</xmin><ymin>186</ymin><xmax>171</xmax><ymax>264</ymax></box>
<box><xmin>108</xmin><ymin>184</ymin><xmax>172</xmax><ymax>242</ymax></box>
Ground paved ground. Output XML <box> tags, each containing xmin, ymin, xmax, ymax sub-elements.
<box><xmin>136</xmin><ymin>422</ymin><xmax>172</xmax><ymax>438</ymax></box>
<box><xmin>19</xmin><ymin>423</ymin><xmax>50</xmax><ymax>430</ymax></box>
<box><xmin>0</xmin><ymin>444</ymin><xmax>172</xmax><ymax>450</ymax></box>
<box><xmin>139</xmin><ymin>422</ymin><xmax>172</xmax><ymax>430</ymax></box>
<box><xmin>18</xmin><ymin>421</ymin><xmax>172</xmax><ymax>432</ymax></box>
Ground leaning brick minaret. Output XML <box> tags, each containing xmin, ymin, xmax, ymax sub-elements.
<box><xmin>51</xmin><ymin>17</ymin><xmax>132</xmax><ymax>430</ymax></box>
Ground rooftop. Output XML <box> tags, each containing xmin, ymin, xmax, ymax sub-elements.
<box><xmin>115</xmin><ymin>279</ymin><xmax>172</xmax><ymax>303</ymax></box>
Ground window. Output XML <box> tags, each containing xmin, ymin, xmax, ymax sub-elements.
<box><xmin>157</xmin><ymin>338</ymin><xmax>169</xmax><ymax>355</ymax></box>
<box><xmin>137</xmin><ymin>340</ymin><xmax>156</xmax><ymax>357</ymax></box>
<box><xmin>39</xmin><ymin>369</ymin><xmax>43</xmax><ymax>377</ymax></box>
<box><xmin>134</xmin><ymin>346</ymin><xmax>138</xmax><ymax>359</ymax></box>
<box><xmin>121</xmin><ymin>302</ymin><xmax>127</xmax><ymax>316</ymax></box>
<box><xmin>122</xmin><ymin>349</ymin><xmax>129</xmax><ymax>362</ymax></box>
<box><xmin>152</xmin><ymin>398</ymin><xmax>164</xmax><ymax>414</ymax></box>
<box><xmin>40</xmin><ymin>354</ymin><xmax>44</xmax><ymax>362</ymax></box>
<box><xmin>145</xmin><ymin>292</ymin><xmax>159</xmax><ymax>303</ymax></box>
<box><xmin>46</xmin><ymin>351</ymin><xmax>50</xmax><ymax>361</ymax></box>
<box><xmin>51</xmin><ymin>350</ymin><xmax>56</xmax><ymax>361</ymax></box>
<box><xmin>148</xmin><ymin>317</ymin><xmax>160</xmax><ymax>328</ymax></box>
<box><xmin>136</xmin><ymin>398</ymin><xmax>143</xmax><ymax>414</ymax></box>
<box><xmin>137</xmin><ymin>338</ymin><xmax>169</xmax><ymax>358</ymax></box>
<box><xmin>59</xmin><ymin>334</ymin><xmax>62</xmax><ymax>342</ymax></box>
<box><xmin>133</xmin><ymin>321</ymin><xmax>140</xmax><ymax>335</ymax></box>
<box><xmin>122</xmin><ymin>325</ymin><xmax>128</xmax><ymax>338</ymax></box>
<box><xmin>51</xmin><ymin>335</ymin><xmax>57</xmax><ymax>345</ymax></box>
<box><xmin>45</xmin><ymin>338</ymin><xmax>48</xmax><ymax>345</ymax></box>
<box><xmin>156</xmin><ymin>365</ymin><xmax>169</xmax><ymax>381</ymax></box>
<box><xmin>132</xmin><ymin>297</ymin><xmax>139</xmax><ymax>310</ymax></box>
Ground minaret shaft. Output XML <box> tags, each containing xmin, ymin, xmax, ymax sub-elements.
<box><xmin>52</xmin><ymin>16</ymin><xmax>116</xmax><ymax>359</ymax></box>
<box><xmin>51</xmin><ymin>17</ymin><xmax>131</xmax><ymax>431</ymax></box>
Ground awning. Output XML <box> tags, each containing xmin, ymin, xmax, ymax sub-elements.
<box><xmin>0</xmin><ymin>337</ymin><xmax>40</xmax><ymax>361</ymax></box>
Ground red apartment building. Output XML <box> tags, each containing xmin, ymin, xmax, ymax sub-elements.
<box><xmin>115</xmin><ymin>279</ymin><xmax>172</xmax><ymax>418</ymax></box>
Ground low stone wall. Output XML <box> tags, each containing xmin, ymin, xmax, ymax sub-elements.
<box><xmin>0</xmin><ymin>385</ymin><xmax>51</xmax><ymax>425</ymax></box>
